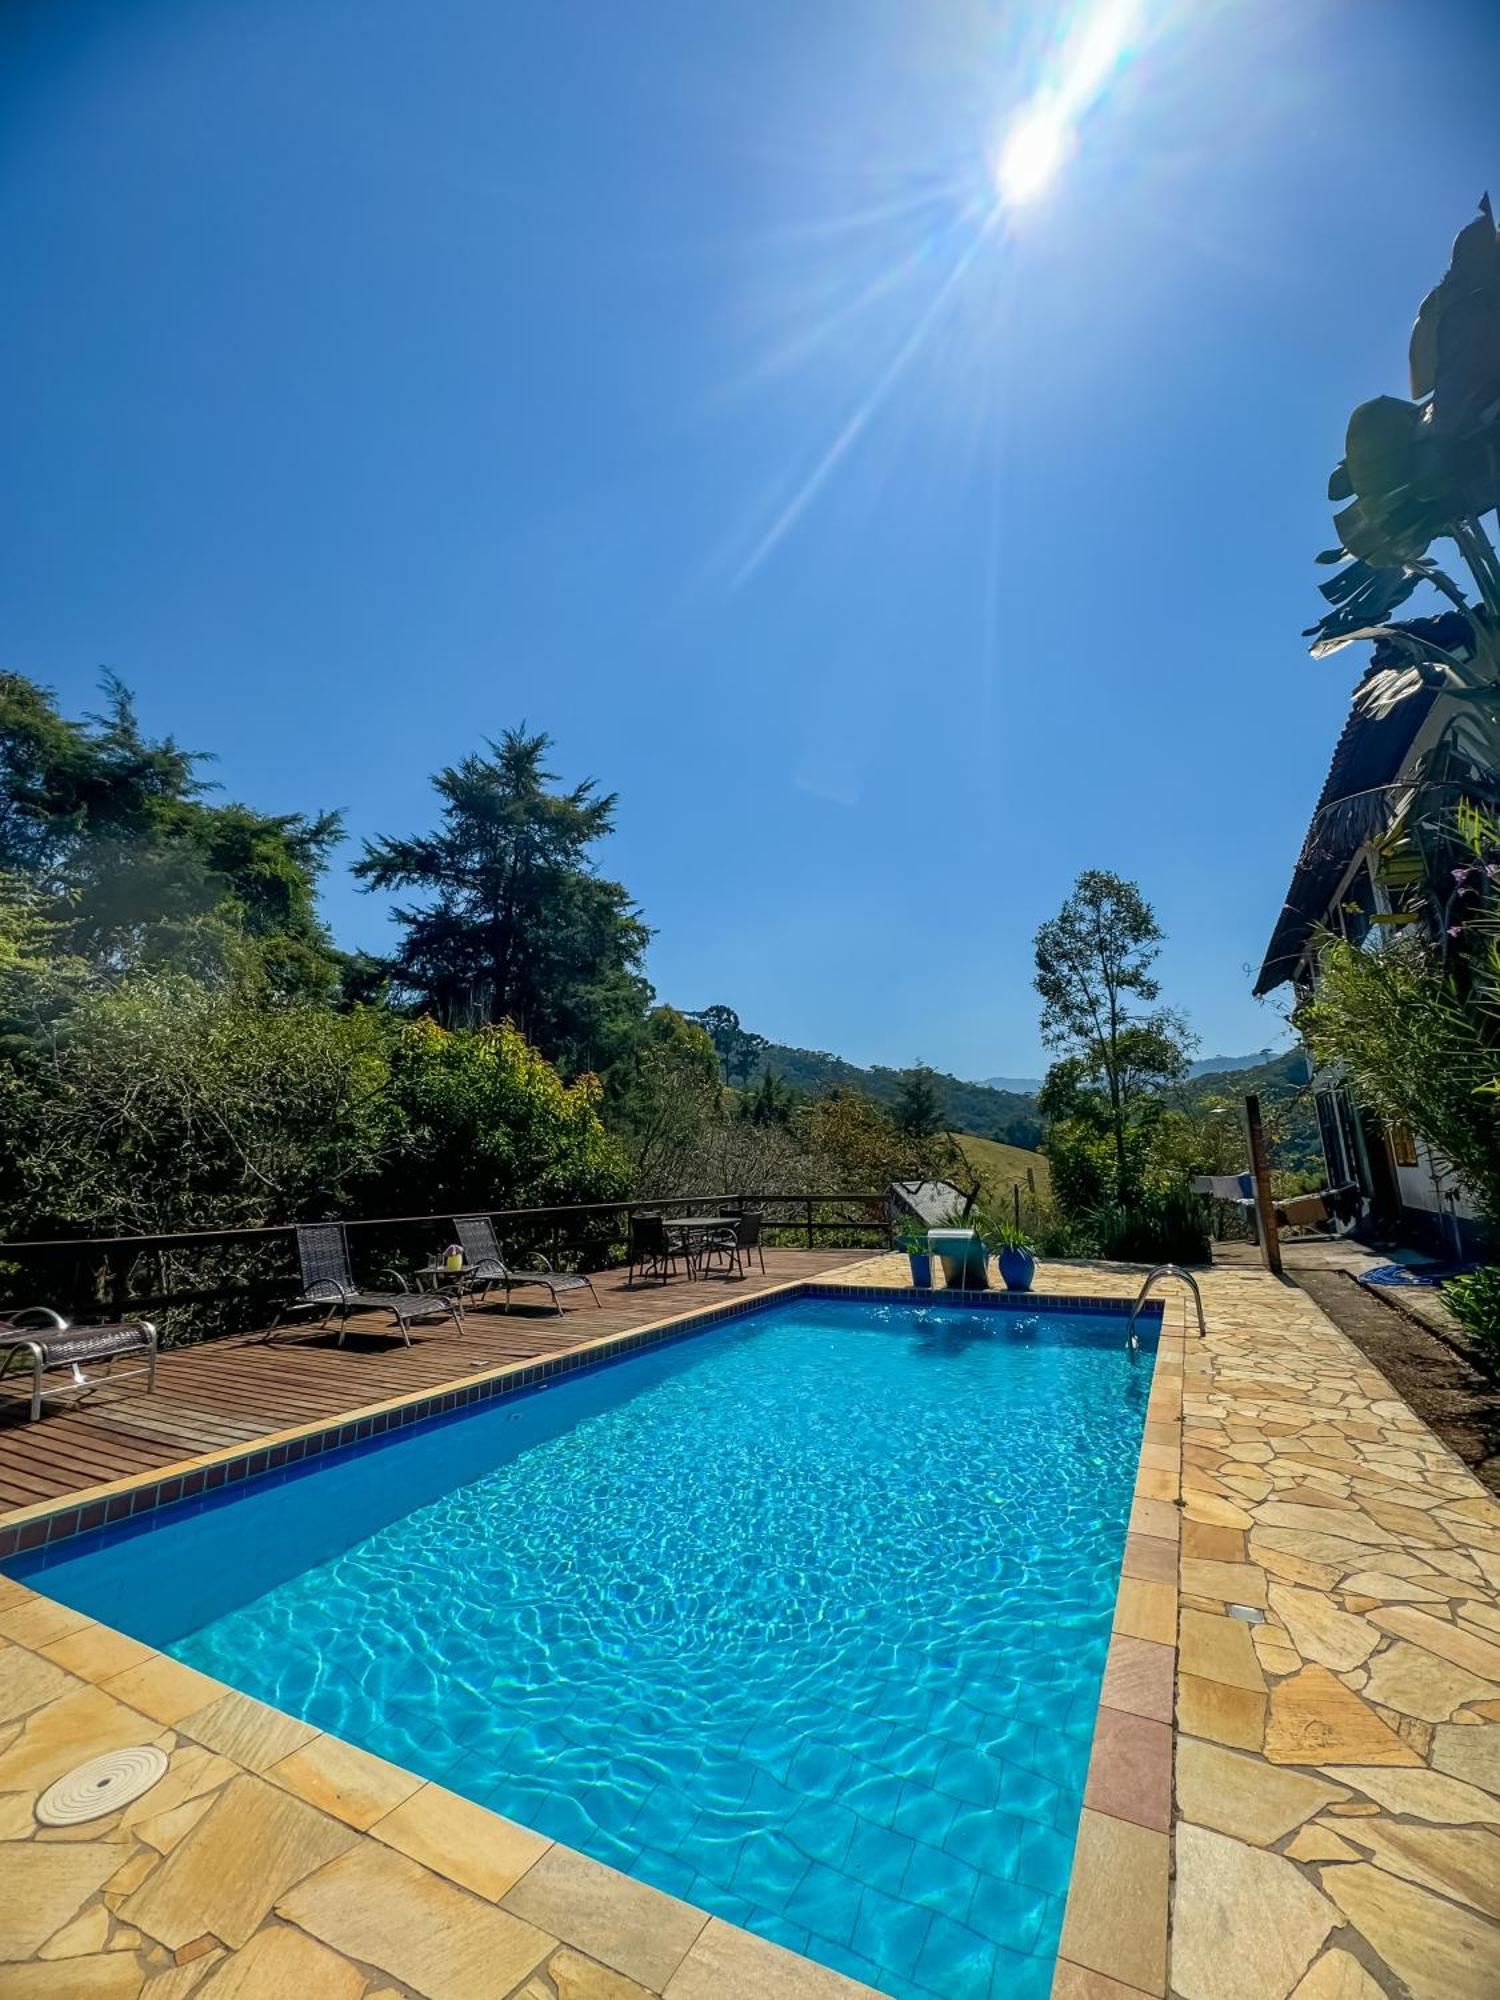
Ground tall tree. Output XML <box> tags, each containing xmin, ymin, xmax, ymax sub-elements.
<box><xmin>687</xmin><ymin>1002</ymin><xmax>768</xmax><ymax>1086</ymax></box>
<box><xmin>893</xmin><ymin>1062</ymin><xmax>944</xmax><ymax>1142</ymax></box>
<box><xmin>0</xmin><ymin>672</ymin><xmax>344</xmax><ymax>994</ymax></box>
<box><xmin>356</xmin><ymin>727</ymin><xmax>650</xmax><ymax>1070</ymax></box>
<box><xmin>1034</xmin><ymin>870</ymin><xmax>1192</xmax><ymax>1202</ymax></box>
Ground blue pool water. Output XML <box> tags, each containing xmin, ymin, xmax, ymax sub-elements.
<box><xmin>11</xmin><ymin>1296</ymin><xmax>1155</xmax><ymax>1999</ymax></box>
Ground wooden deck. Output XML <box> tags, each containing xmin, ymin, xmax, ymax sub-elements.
<box><xmin>0</xmin><ymin>1248</ymin><xmax>869</xmax><ymax>1513</ymax></box>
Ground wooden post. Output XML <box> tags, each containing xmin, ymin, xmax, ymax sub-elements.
<box><xmin>805</xmin><ymin>1196</ymin><xmax>814</xmax><ymax>1249</ymax></box>
<box><xmin>1245</xmin><ymin>1093</ymin><xmax>1282</xmax><ymax>1277</ymax></box>
<box><xmin>1013</xmin><ymin>1183</ymin><xmax>1022</xmax><ymax>1231</ymax></box>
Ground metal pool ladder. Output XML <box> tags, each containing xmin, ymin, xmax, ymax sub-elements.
<box><xmin>1126</xmin><ymin>1264</ymin><xmax>1207</xmax><ymax>1346</ymax></box>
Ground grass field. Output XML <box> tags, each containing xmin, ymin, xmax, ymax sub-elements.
<box><xmin>947</xmin><ymin>1131</ymin><xmax>1051</xmax><ymax>1202</ymax></box>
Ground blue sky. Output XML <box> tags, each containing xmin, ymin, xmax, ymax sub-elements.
<box><xmin>3</xmin><ymin>0</ymin><xmax>1497</xmax><ymax>1078</ymax></box>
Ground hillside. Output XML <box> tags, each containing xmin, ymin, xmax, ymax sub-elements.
<box><xmin>946</xmin><ymin>1132</ymin><xmax>1051</xmax><ymax>1202</ymax></box>
<box><xmin>751</xmin><ymin>1043</ymin><xmax>1043</xmax><ymax>1149</ymax></box>
<box><xmin>1177</xmin><ymin>1048</ymin><xmax>1321</xmax><ymax>1176</ymax></box>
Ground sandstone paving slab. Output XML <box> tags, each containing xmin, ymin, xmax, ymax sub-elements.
<box><xmin>663</xmin><ymin>1916</ymin><xmax>883</xmax><ymax>1999</ymax></box>
<box><xmin>1431</xmin><ymin>1722</ymin><xmax>1500</xmax><ymax>1791</ymax></box>
<box><xmin>1178</xmin><ymin>1608</ymin><xmax>1265</xmax><ymax>1692</ymax></box>
<box><xmin>1175</xmin><ymin>1741</ymin><xmax>1347</xmax><ymax>1847</ymax></box>
<box><xmin>0</xmin><ymin>1684</ymin><xmax>160</xmax><ymax>1796</ymax></box>
<box><xmin>1288</xmin><ymin>1946</ymin><xmax>1394</xmax><ymax>1998</ymax></box>
<box><xmin>190</xmin><ymin>1922</ymin><xmax>368</xmax><ymax>1998</ymax></box>
<box><xmin>370</xmin><ymin>1777</ymin><xmax>551</xmax><ymax>1902</ymax></box>
<box><xmin>37</xmin><ymin>1902</ymin><xmax>111</xmax><ymax>1957</ymax></box>
<box><xmin>1056</xmin><ymin>1808</ymin><xmax>1169</xmax><ymax>1995</ymax></box>
<box><xmin>1332</xmin><ymin>1816</ymin><xmax>1500</xmax><ymax>1923</ymax></box>
<box><xmin>1319</xmin><ymin>1763</ymin><xmax>1500</xmax><ymax>1824</ymax></box>
<box><xmin>280</xmin><ymin>1839</ymin><xmax>555</xmax><ymax>2000</ymax></box>
<box><xmin>0</xmin><ymin>1840</ymin><xmax>125</xmax><ymax>1958</ymax></box>
<box><xmin>267</xmin><ymin>1730</ymin><xmax>423</xmax><ymax>1831</ymax></box>
<box><xmin>503</xmin><ymin>1842</ymin><xmax>707</xmax><ymax>1993</ymax></box>
<box><xmin>1264</xmin><ymin>1666</ymin><xmax>1420</xmax><ymax>1766</ymax></box>
<box><xmin>2</xmin><ymin>1952</ymin><xmax>146</xmax><ymax>1997</ymax></box>
<box><xmin>99</xmin><ymin>1659</ymin><xmax>226</xmax><ymax>1730</ymax></box>
<box><xmin>1318</xmin><ymin>1861</ymin><xmax>1500</xmax><ymax>1999</ymax></box>
<box><xmin>545</xmin><ymin>1943</ymin><xmax>659</xmax><ymax>2000</ymax></box>
<box><xmin>1361</xmin><ymin>1639</ymin><xmax>1498</xmax><ymax>1722</ymax></box>
<box><xmin>1176</xmin><ymin>1672</ymin><xmax>1266</xmax><ymax>1751</ymax></box>
<box><xmin>1266</xmin><ymin>1587</ymin><xmax>1380</xmax><ymax>1671</ymax></box>
<box><xmin>1171</xmin><ymin>1823</ymin><xmax>1336</xmax><ymax>2000</ymax></box>
<box><xmin>120</xmin><ymin>1771</ymin><xmax>357</xmax><ymax>1949</ymax></box>
<box><xmin>1367</xmin><ymin>1605</ymin><xmax>1500</xmax><ymax>1681</ymax></box>
<box><xmin>0</xmin><ymin>1647</ymin><xmax>80</xmax><ymax>1726</ymax></box>
<box><xmin>175</xmin><ymin>1692</ymin><xmax>317</xmax><ymax>1774</ymax></box>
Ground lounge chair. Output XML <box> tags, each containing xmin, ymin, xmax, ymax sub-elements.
<box><xmin>627</xmin><ymin>1212</ymin><xmax>684</xmax><ymax>1285</ymax></box>
<box><xmin>267</xmin><ymin>1224</ymin><xmax>464</xmax><ymax>1346</ymax></box>
<box><xmin>452</xmin><ymin>1214</ymin><xmax>600</xmax><ymax>1314</ymax></box>
<box><xmin>0</xmin><ymin>1307</ymin><xmax>158</xmax><ymax>1424</ymax></box>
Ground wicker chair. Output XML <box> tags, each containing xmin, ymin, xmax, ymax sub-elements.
<box><xmin>0</xmin><ymin>1307</ymin><xmax>158</xmax><ymax>1424</ymax></box>
<box><xmin>267</xmin><ymin>1224</ymin><xmax>463</xmax><ymax>1346</ymax></box>
<box><xmin>452</xmin><ymin>1215</ymin><xmax>600</xmax><ymax>1313</ymax></box>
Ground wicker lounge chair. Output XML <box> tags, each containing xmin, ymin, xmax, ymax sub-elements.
<box><xmin>267</xmin><ymin>1224</ymin><xmax>464</xmax><ymax>1346</ymax></box>
<box><xmin>0</xmin><ymin>1307</ymin><xmax>158</xmax><ymax>1424</ymax></box>
<box><xmin>452</xmin><ymin>1215</ymin><xmax>600</xmax><ymax>1314</ymax></box>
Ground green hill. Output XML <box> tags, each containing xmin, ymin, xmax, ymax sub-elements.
<box><xmin>946</xmin><ymin>1132</ymin><xmax>1051</xmax><ymax>1202</ymax></box>
<box><xmin>1176</xmin><ymin>1048</ymin><xmax>1321</xmax><ymax>1176</ymax></box>
<box><xmin>751</xmin><ymin>1042</ymin><xmax>1043</xmax><ymax>1149</ymax></box>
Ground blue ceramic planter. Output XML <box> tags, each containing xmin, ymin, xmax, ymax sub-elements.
<box><xmin>908</xmin><ymin>1251</ymin><xmax>933</xmax><ymax>1289</ymax></box>
<box><xmin>998</xmin><ymin>1246</ymin><xmax>1036</xmax><ymax>1292</ymax></box>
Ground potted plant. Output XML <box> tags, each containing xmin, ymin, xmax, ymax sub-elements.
<box><xmin>895</xmin><ymin>1225</ymin><xmax>933</xmax><ymax>1289</ymax></box>
<box><xmin>994</xmin><ymin>1222</ymin><xmax>1036</xmax><ymax>1292</ymax></box>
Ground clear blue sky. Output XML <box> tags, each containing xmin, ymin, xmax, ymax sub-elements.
<box><xmin>3</xmin><ymin>0</ymin><xmax>1496</xmax><ymax>1078</ymax></box>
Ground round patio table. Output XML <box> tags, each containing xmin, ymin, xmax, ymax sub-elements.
<box><xmin>668</xmin><ymin>1216</ymin><xmax>740</xmax><ymax>1277</ymax></box>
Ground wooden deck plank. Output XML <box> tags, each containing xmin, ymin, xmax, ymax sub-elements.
<box><xmin>0</xmin><ymin>1249</ymin><xmax>866</xmax><ymax>1513</ymax></box>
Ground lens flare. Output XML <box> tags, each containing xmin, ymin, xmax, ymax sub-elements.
<box><xmin>995</xmin><ymin>0</ymin><xmax>1143</xmax><ymax>207</ymax></box>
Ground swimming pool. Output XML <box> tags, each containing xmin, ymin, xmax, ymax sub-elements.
<box><xmin>9</xmin><ymin>1292</ymin><xmax>1157</xmax><ymax>1999</ymax></box>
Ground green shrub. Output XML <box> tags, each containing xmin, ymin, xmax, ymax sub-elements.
<box><xmin>1443</xmin><ymin>1267</ymin><xmax>1500</xmax><ymax>1366</ymax></box>
<box><xmin>1087</xmin><ymin>1185</ymin><xmax>1211</xmax><ymax>1265</ymax></box>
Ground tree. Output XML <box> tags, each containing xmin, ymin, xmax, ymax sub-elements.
<box><xmin>1305</xmin><ymin>200</ymin><xmax>1500</xmax><ymax>756</ymax></box>
<box><xmin>687</xmin><ymin>1003</ymin><xmax>768</xmax><ymax>1086</ymax></box>
<box><xmin>893</xmin><ymin>1062</ymin><xmax>944</xmax><ymax>1142</ymax></box>
<box><xmin>1033</xmin><ymin>871</ymin><xmax>1192</xmax><ymax>1204</ymax></box>
<box><xmin>356</xmin><ymin>728</ymin><xmax>651</xmax><ymax>1070</ymax></box>
<box><xmin>0</xmin><ymin>672</ymin><xmax>346</xmax><ymax>997</ymax></box>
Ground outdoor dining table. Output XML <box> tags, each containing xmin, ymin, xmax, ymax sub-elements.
<box><xmin>669</xmin><ymin>1216</ymin><xmax>737</xmax><ymax>1276</ymax></box>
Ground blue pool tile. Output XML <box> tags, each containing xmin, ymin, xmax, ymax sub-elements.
<box><xmin>969</xmin><ymin>1871</ymin><xmax>1047</xmax><ymax>1956</ymax></box>
<box><xmin>943</xmin><ymin>1804</ymin><xmax>1024</xmax><ymax>1880</ymax></box>
<box><xmin>787</xmin><ymin>1736</ymin><xmax>856</xmax><ymax>1797</ymax></box>
<box><xmin>631</xmin><ymin>1845</ymin><xmax>700</xmax><ymax>1903</ymax></box>
<box><xmin>730</xmin><ymin>1829</ymin><xmax>810</xmax><ymax>1911</ymax></box>
<box><xmin>809</xmin><ymin>1937</ymin><xmax>900</xmax><ymax>1994</ymax></box>
<box><xmin>851</xmin><ymin>1884</ymin><xmax>933</xmax><ymax>1982</ymax></box>
<box><xmin>783</xmin><ymin>1798</ymin><xmax>859</xmax><ymax>1871</ymax></box>
<box><xmin>1014</xmin><ymin>1818</ymin><xmax>1076</xmax><ymax>1899</ymax></box>
<box><xmin>845</xmin><ymin>1817</ymin><xmax>916</xmax><ymax>1896</ymax></box>
<box><xmin>889</xmin><ymin>1780</ymin><xmax>959</xmax><ymax>1848</ymax></box>
<box><xmin>987</xmin><ymin>1943</ymin><xmax>1054</xmax><ymax>1999</ymax></box>
<box><xmin>842</xmin><ymin>1768</ymin><xmax>906</xmax><ymax>1829</ymax></box>
<box><xmin>903</xmin><ymin>1839</ymin><xmax>980</xmax><ymax>1924</ymax></box>
<box><xmin>913</xmin><ymin>1912</ymin><xmax>999</xmax><ymax>1999</ymax></box>
<box><xmin>933</xmin><ymin>1742</ymin><xmax>1001</xmax><ymax>1808</ymax></box>
<box><xmin>783</xmin><ymin>1862</ymin><xmax>865</xmax><ymax>1948</ymax></box>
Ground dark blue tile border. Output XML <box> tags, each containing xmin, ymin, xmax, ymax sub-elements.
<box><xmin>0</xmin><ymin>1280</ymin><xmax>1163</xmax><ymax>1562</ymax></box>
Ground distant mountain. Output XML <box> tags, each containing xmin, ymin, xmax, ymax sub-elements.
<box><xmin>1178</xmin><ymin>1047</ymin><xmax>1319</xmax><ymax>1174</ymax></box>
<box><xmin>752</xmin><ymin>1043</ymin><xmax>1043</xmax><ymax>1150</ymax></box>
<box><xmin>1186</xmin><ymin>1048</ymin><xmax>1291</xmax><ymax>1079</ymax></box>
<box><xmin>980</xmin><ymin>1074</ymin><xmax>1043</xmax><ymax>1095</ymax></box>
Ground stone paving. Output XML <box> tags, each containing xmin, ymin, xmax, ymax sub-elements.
<box><xmin>3</xmin><ymin>1259</ymin><xmax>1499</xmax><ymax>1998</ymax></box>
<box><xmin>844</xmin><ymin>1254</ymin><xmax>1500</xmax><ymax>1998</ymax></box>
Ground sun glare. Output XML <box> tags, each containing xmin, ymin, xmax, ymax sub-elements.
<box><xmin>994</xmin><ymin>0</ymin><xmax>1143</xmax><ymax>209</ymax></box>
<box><xmin>996</xmin><ymin>103</ymin><xmax>1069</xmax><ymax>206</ymax></box>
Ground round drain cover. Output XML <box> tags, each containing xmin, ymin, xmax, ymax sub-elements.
<box><xmin>36</xmin><ymin>1745</ymin><xmax>169</xmax><ymax>1826</ymax></box>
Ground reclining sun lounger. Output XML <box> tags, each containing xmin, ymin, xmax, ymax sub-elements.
<box><xmin>0</xmin><ymin>1307</ymin><xmax>158</xmax><ymax>1423</ymax></box>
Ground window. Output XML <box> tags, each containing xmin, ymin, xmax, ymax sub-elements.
<box><xmin>1389</xmin><ymin>1121</ymin><xmax>1419</xmax><ymax>1168</ymax></box>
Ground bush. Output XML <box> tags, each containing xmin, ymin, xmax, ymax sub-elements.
<box><xmin>1443</xmin><ymin>1267</ymin><xmax>1500</xmax><ymax>1366</ymax></box>
<box><xmin>1087</xmin><ymin>1185</ymin><xmax>1212</xmax><ymax>1265</ymax></box>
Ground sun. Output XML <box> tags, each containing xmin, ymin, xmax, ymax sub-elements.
<box><xmin>995</xmin><ymin>103</ymin><xmax>1070</xmax><ymax>207</ymax></box>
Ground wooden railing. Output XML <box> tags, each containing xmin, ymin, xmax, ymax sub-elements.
<box><xmin>0</xmin><ymin>1192</ymin><xmax>891</xmax><ymax>1332</ymax></box>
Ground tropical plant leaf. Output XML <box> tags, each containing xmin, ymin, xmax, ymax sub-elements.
<box><xmin>1328</xmin><ymin>461</ymin><xmax>1353</xmax><ymax>502</ymax></box>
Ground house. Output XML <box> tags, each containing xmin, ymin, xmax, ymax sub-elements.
<box><xmin>1253</xmin><ymin>615</ymin><xmax>1488</xmax><ymax>1258</ymax></box>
